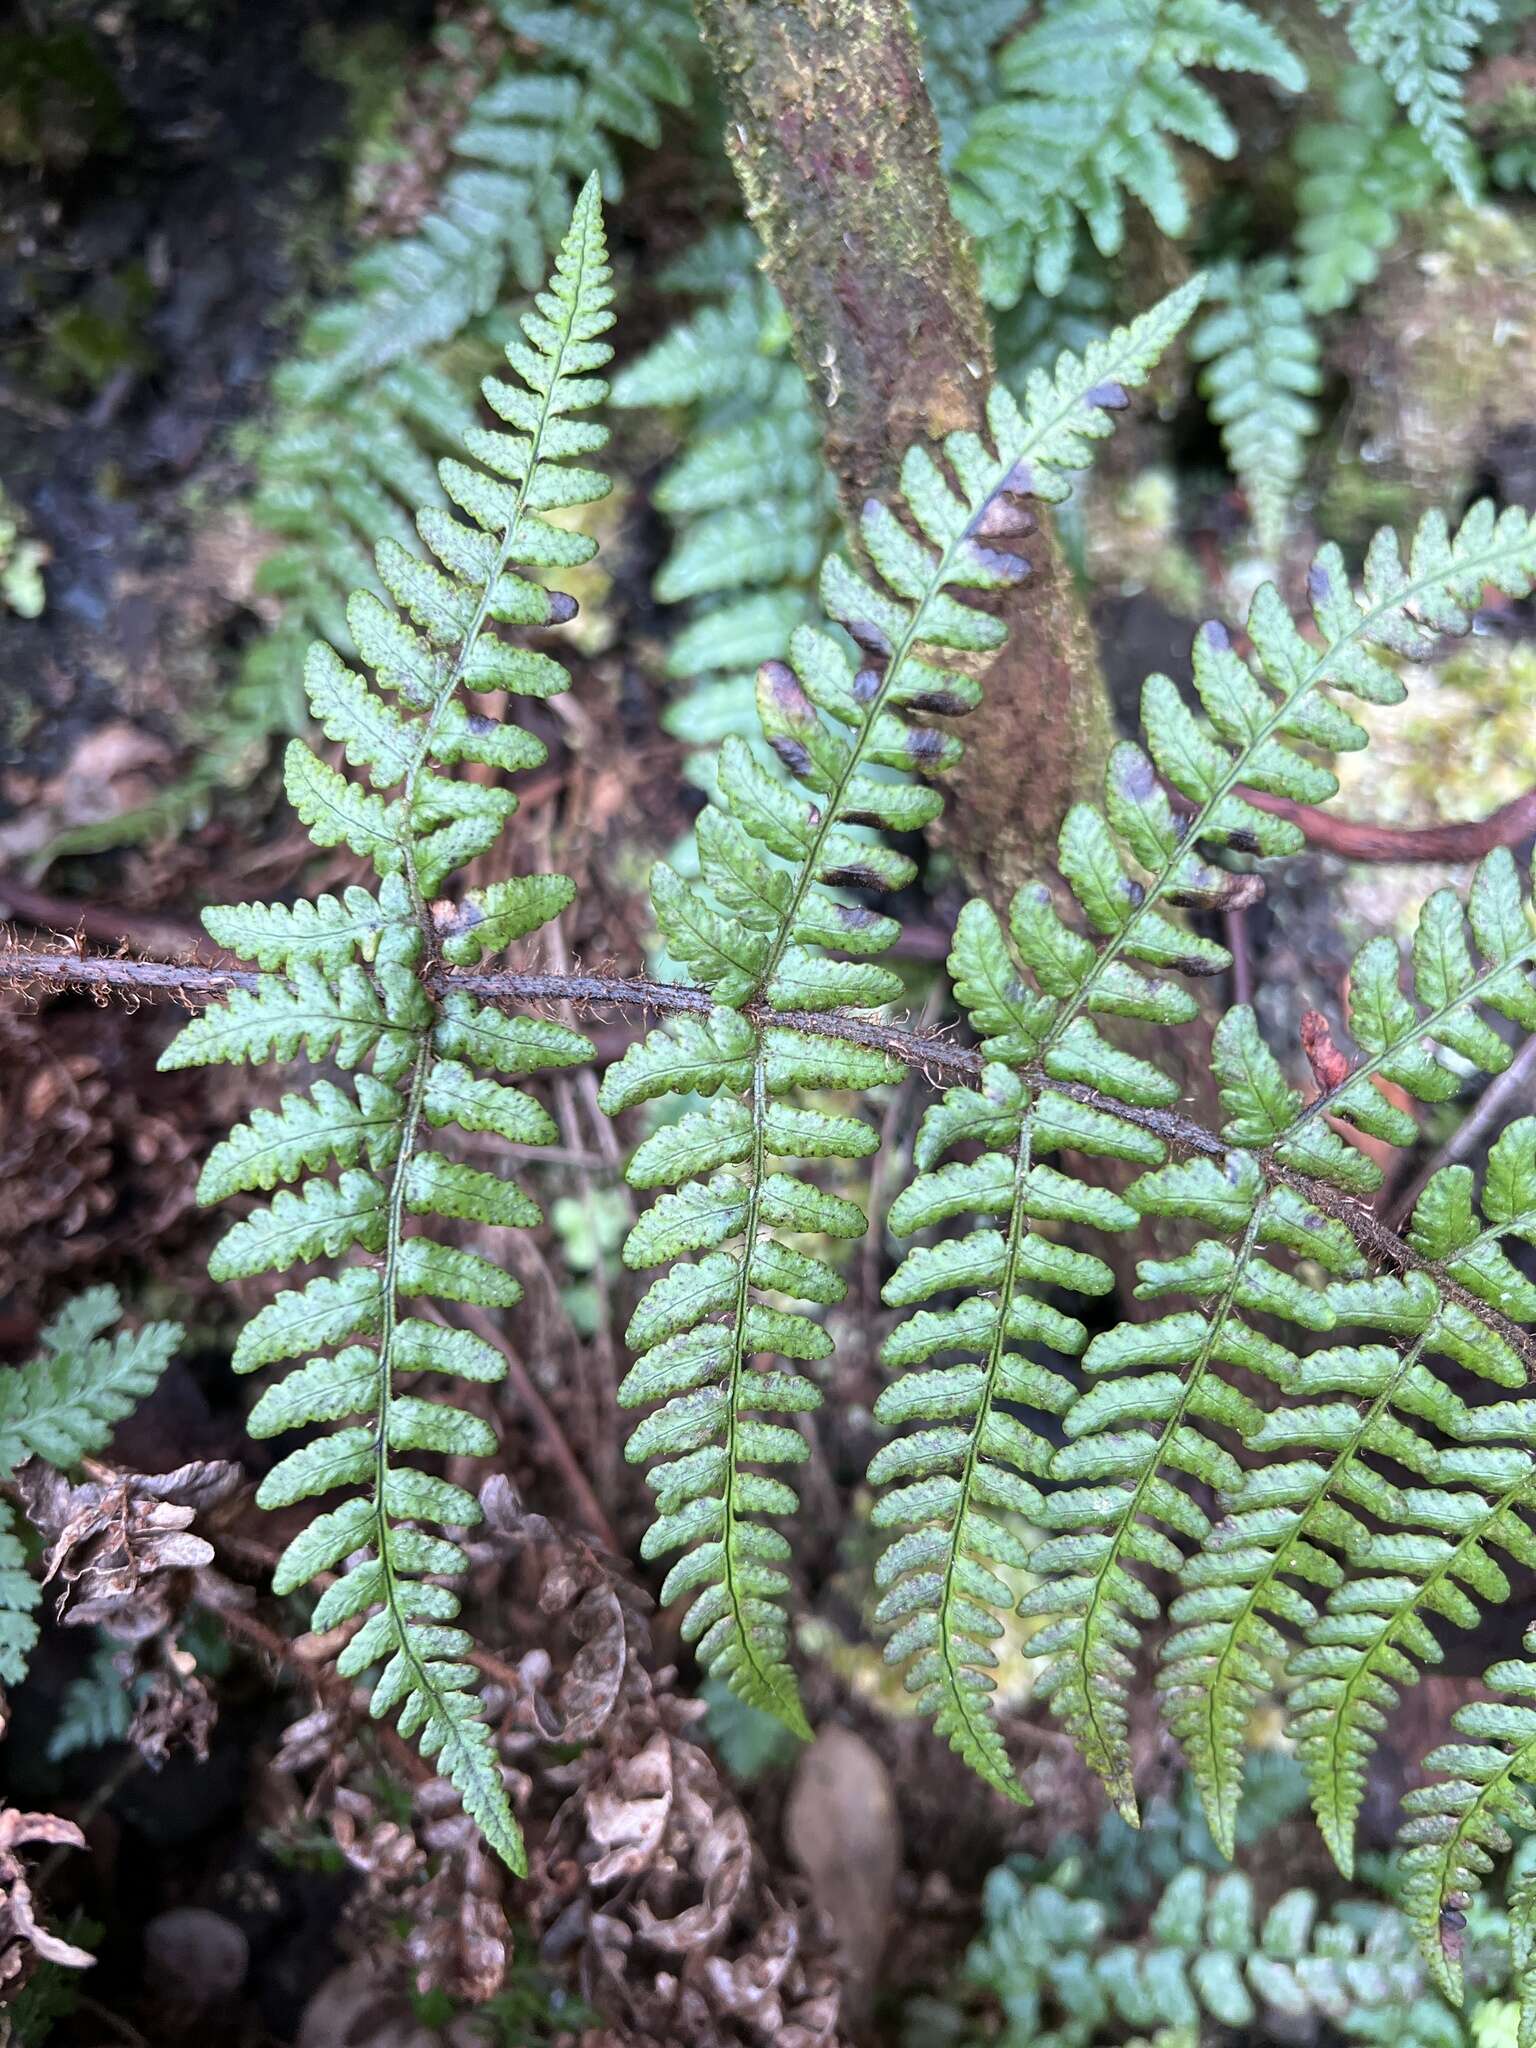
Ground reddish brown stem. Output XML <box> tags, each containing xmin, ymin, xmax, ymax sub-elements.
<box><xmin>1240</xmin><ymin>786</ymin><xmax>1536</xmax><ymax>863</ymax></box>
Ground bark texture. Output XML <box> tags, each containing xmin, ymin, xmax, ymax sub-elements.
<box><xmin>691</xmin><ymin>0</ymin><xmax>1117</xmax><ymax>895</ymax></box>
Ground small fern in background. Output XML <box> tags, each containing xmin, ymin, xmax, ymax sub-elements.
<box><xmin>159</xmin><ymin>184</ymin><xmax>617</xmax><ymax>1872</ymax></box>
<box><xmin>1320</xmin><ymin>0</ymin><xmax>1498</xmax><ymax>202</ymax></box>
<box><xmin>912</xmin><ymin>1845</ymin><xmax>1529</xmax><ymax>2047</ymax></box>
<box><xmin>0</xmin><ymin>1287</ymin><xmax>181</xmax><ymax>1690</ymax></box>
<box><xmin>952</xmin><ymin>0</ymin><xmax>1306</xmax><ymax>306</ymax></box>
<box><xmin>1190</xmin><ymin>259</ymin><xmax>1322</xmax><ymax>555</ymax></box>
<box><xmin>611</xmin><ymin>230</ymin><xmax>834</xmax><ymax>790</ymax></box>
<box><xmin>1294</xmin><ymin>67</ymin><xmax>1444</xmax><ymax>317</ymax></box>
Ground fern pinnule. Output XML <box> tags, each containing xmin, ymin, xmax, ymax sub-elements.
<box><xmin>608</xmin><ymin>284</ymin><xmax>1205</xmax><ymax>1737</ymax></box>
<box><xmin>161</xmin><ymin>181</ymin><xmax>616</xmax><ymax>1872</ymax></box>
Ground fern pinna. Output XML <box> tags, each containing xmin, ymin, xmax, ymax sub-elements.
<box><xmin>950</xmin><ymin>0</ymin><xmax>1305</xmax><ymax>306</ymax></box>
<box><xmin>160</xmin><ymin>182</ymin><xmax>616</xmax><ymax>1873</ymax></box>
<box><xmin>869</xmin><ymin>499</ymin><xmax>1536</xmax><ymax>1849</ymax></box>
<box><xmin>600</xmin><ymin>280</ymin><xmax>1205</xmax><ymax>1736</ymax></box>
<box><xmin>0</xmin><ymin>1288</ymin><xmax>181</xmax><ymax>1691</ymax></box>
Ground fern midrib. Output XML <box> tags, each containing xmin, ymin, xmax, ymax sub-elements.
<box><xmin>1277</xmin><ymin>936</ymin><xmax>1536</xmax><ymax>1152</ymax></box>
<box><xmin>1309</xmin><ymin>1416</ymin><xmax>1536</xmax><ymax>1853</ymax></box>
<box><xmin>1069</xmin><ymin>1207</ymin><xmax>1265</xmax><ymax>1814</ymax></box>
<box><xmin>718</xmin><ymin>1046</ymin><xmax>801</xmax><ymax>1721</ymax></box>
<box><xmin>1188</xmin><ymin>1327</ymin><xmax>1433</xmax><ymax>1819</ymax></box>
<box><xmin>1041</xmin><ymin>526</ymin><xmax>1536</xmax><ymax>1054</ymax></box>
<box><xmin>935</xmin><ymin>1097</ymin><xmax>1038</xmax><ymax>1789</ymax></box>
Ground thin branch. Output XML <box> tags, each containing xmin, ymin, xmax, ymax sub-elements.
<box><xmin>1239</xmin><ymin>785</ymin><xmax>1536</xmax><ymax>864</ymax></box>
<box><xmin>6</xmin><ymin>940</ymin><xmax>1535</xmax><ymax>1377</ymax></box>
<box><xmin>1385</xmin><ymin>1031</ymin><xmax>1536</xmax><ymax>1229</ymax></box>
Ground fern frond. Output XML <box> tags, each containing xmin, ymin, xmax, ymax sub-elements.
<box><xmin>953</xmin><ymin>0</ymin><xmax>1306</xmax><ymax>305</ymax></box>
<box><xmin>0</xmin><ymin>1287</ymin><xmax>181</xmax><ymax>1483</ymax></box>
<box><xmin>1400</xmin><ymin>1636</ymin><xmax>1536</xmax><ymax>2003</ymax></box>
<box><xmin>1294</xmin><ymin>67</ymin><xmax>1442</xmax><ymax>316</ymax></box>
<box><xmin>966</xmin><ymin>1860</ymin><xmax>1431</xmax><ymax>2036</ymax></box>
<box><xmin>47</xmin><ymin>1644</ymin><xmax>134</xmax><ymax>1761</ymax></box>
<box><xmin>611</xmin><ymin>285</ymin><xmax>1205</xmax><ymax>1738</ymax></box>
<box><xmin>1190</xmin><ymin>260</ymin><xmax>1321</xmax><ymax>556</ymax></box>
<box><xmin>0</xmin><ymin>1499</ymin><xmax>39</xmax><ymax>1690</ymax></box>
<box><xmin>227</xmin><ymin>0</ymin><xmax>693</xmax><ymax>796</ymax></box>
<box><xmin>612</xmin><ymin>241</ymin><xmax>836</xmax><ymax>793</ymax></box>
<box><xmin>1322</xmin><ymin>0</ymin><xmax>1496</xmax><ymax>203</ymax></box>
<box><xmin>910</xmin><ymin>0</ymin><xmax>1031</xmax><ymax>163</ymax></box>
<box><xmin>161</xmin><ymin>183</ymin><xmax>617</xmax><ymax>1872</ymax></box>
<box><xmin>875</xmin><ymin>500</ymin><xmax>1536</xmax><ymax>1815</ymax></box>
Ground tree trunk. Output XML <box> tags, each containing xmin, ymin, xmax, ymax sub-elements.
<box><xmin>690</xmin><ymin>0</ymin><xmax>1116</xmax><ymax>896</ymax></box>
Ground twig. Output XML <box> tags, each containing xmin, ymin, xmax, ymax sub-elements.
<box><xmin>1385</xmin><ymin>1032</ymin><xmax>1536</xmax><ymax>1229</ymax></box>
<box><xmin>6</xmin><ymin>941</ymin><xmax>1536</xmax><ymax>1377</ymax></box>
<box><xmin>428</xmin><ymin>1298</ymin><xmax>621</xmax><ymax>1556</ymax></box>
<box><xmin>1239</xmin><ymin>785</ymin><xmax>1536</xmax><ymax>864</ymax></box>
<box><xmin>0</xmin><ymin>878</ymin><xmax>223</xmax><ymax>960</ymax></box>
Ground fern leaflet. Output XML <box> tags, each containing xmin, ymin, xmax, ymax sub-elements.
<box><xmin>161</xmin><ymin>182</ymin><xmax>615</xmax><ymax>1872</ymax></box>
<box><xmin>1189</xmin><ymin>259</ymin><xmax>1321</xmax><ymax>557</ymax></box>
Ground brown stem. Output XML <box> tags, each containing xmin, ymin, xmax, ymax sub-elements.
<box><xmin>689</xmin><ymin>0</ymin><xmax>1117</xmax><ymax>896</ymax></box>
<box><xmin>7</xmin><ymin>939</ymin><xmax>1533</xmax><ymax>1377</ymax></box>
<box><xmin>1238</xmin><ymin>785</ymin><xmax>1536</xmax><ymax>864</ymax></box>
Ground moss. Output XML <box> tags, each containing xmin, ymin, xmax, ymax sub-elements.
<box><xmin>1329</xmin><ymin>197</ymin><xmax>1536</xmax><ymax>519</ymax></box>
<box><xmin>41</xmin><ymin>265</ymin><xmax>158</xmax><ymax>396</ymax></box>
<box><xmin>1326</xmin><ymin>636</ymin><xmax>1536</xmax><ymax>945</ymax></box>
<box><xmin>0</xmin><ymin>25</ymin><xmax>128</xmax><ymax>169</ymax></box>
<box><xmin>1083</xmin><ymin>468</ymin><xmax>1205</xmax><ymax>618</ymax></box>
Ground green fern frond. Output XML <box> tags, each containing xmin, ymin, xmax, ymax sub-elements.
<box><xmin>611</xmin><ymin>283</ymin><xmax>1205</xmax><ymax>1738</ymax></box>
<box><xmin>160</xmin><ymin>183</ymin><xmax>617</xmax><ymax>1873</ymax></box>
<box><xmin>1321</xmin><ymin>0</ymin><xmax>1496</xmax><ymax>203</ymax></box>
<box><xmin>1294</xmin><ymin>68</ymin><xmax>1442</xmax><ymax>316</ymax></box>
<box><xmin>1400</xmin><ymin>1635</ymin><xmax>1536</xmax><ymax>2004</ymax></box>
<box><xmin>282</xmin><ymin>2</ymin><xmax>692</xmax><ymax>410</ymax></box>
<box><xmin>964</xmin><ymin>1859</ymin><xmax>1432</xmax><ymax>2038</ymax></box>
<box><xmin>0</xmin><ymin>1286</ymin><xmax>180</xmax><ymax>1692</ymax></box>
<box><xmin>0</xmin><ymin>1498</ymin><xmax>39</xmax><ymax>1690</ymax></box>
<box><xmin>612</xmin><ymin>238</ymin><xmax>836</xmax><ymax>791</ymax></box>
<box><xmin>1190</xmin><ymin>259</ymin><xmax>1321</xmax><ymax>556</ymax></box>
<box><xmin>0</xmin><ymin>1286</ymin><xmax>181</xmax><ymax>1483</ymax></box>
<box><xmin>874</xmin><ymin>500</ymin><xmax>1536</xmax><ymax>1816</ymax></box>
<box><xmin>910</xmin><ymin>0</ymin><xmax>1031</xmax><ymax>162</ymax></box>
<box><xmin>953</xmin><ymin>0</ymin><xmax>1306</xmax><ymax>305</ymax></box>
<box><xmin>47</xmin><ymin>1644</ymin><xmax>135</xmax><ymax>1762</ymax></box>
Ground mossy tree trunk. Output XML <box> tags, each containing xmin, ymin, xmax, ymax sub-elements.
<box><xmin>691</xmin><ymin>0</ymin><xmax>1116</xmax><ymax>896</ymax></box>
